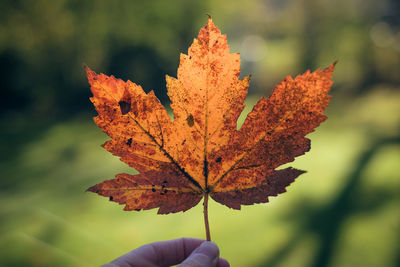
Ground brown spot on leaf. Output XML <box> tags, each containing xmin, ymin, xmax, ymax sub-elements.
<box><xmin>186</xmin><ymin>114</ymin><xmax>194</xmax><ymax>127</ymax></box>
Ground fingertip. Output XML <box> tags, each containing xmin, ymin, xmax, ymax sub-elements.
<box><xmin>179</xmin><ymin>241</ymin><xmax>220</xmax><ymax>266</ymax></box>
<box><xmin>196</xmin><ymin>241</ymin><xmax>219</xmax><ymax>258</ymax></box>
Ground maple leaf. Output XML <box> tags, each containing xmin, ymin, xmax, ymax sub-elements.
<box><xmin>86</xmin><ymin>18</ymin><xmax>335</xmax><ymax>240</ymax></box>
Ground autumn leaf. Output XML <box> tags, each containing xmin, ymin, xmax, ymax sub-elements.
<box><xmin>86</xmin><ymin>18</ymin><xmax>335</xmax><ymax>240</ymax></box>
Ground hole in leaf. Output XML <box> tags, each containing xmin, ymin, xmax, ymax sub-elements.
<box><xmin>126</xmin><ymin>138</ymin><xmax>132</xmax><ymax>146</ymax></box>
<box><xmin>119</xmin><ymin>101</ymin><xmax>131</xmax><ymax>115</ymax></box>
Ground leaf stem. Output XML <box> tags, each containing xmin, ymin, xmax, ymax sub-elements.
<box><xmin>203</xmin><ymin>193</ymin><xmax>211</xmax><ymax>241</ymax></box>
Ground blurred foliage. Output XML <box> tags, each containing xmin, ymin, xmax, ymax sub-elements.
<box><xmin>0</xmin><ymin>0</ymin><xmax>399</xmax><ymax>266</ymax></box>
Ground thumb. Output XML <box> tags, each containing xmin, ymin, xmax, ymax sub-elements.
<box><xmin>179</xmin><ymin>241</ymin><xmax>219</xmax><ymax>267</ymax></box>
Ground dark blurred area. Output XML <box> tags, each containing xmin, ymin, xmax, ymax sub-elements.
<box><xmin>1</xmin><ymin>0</ymin><xmax>399</xmax><ymax>124</ymax></box>
<box><xmin>0</xmin><ymin>0</ymin><xmax>204</xmax><ymax>123</ymax></box>
<box><xmin>0</xmin><ymin>0</ymin><xmax>399</xmax><ymax>266</ymax></box>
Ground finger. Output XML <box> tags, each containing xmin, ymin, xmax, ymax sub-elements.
<box><xmin>179</xmin><ymin>241</ymin><xmax>220</xmax><ymax>267</ymax></box>
<box><xmin>217</xmin><ymin>257</ymin><xmax>230</xmax><ymax>267</ymax></box>
<box><xmin>105</xmin><ymin>238</ymin><xmax>206</xmax><ymax>266</ymax></box>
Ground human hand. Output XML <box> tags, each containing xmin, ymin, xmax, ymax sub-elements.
<box><xmin>103</xmin><ymin>238</ymin><xmax>229</xmax><ymax>267</ymax></box>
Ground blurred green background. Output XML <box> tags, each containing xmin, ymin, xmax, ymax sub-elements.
<box><xmin>0</xmin><ymin>0</ymin><xmax>399</xmax><ymax>266</ymax></box>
